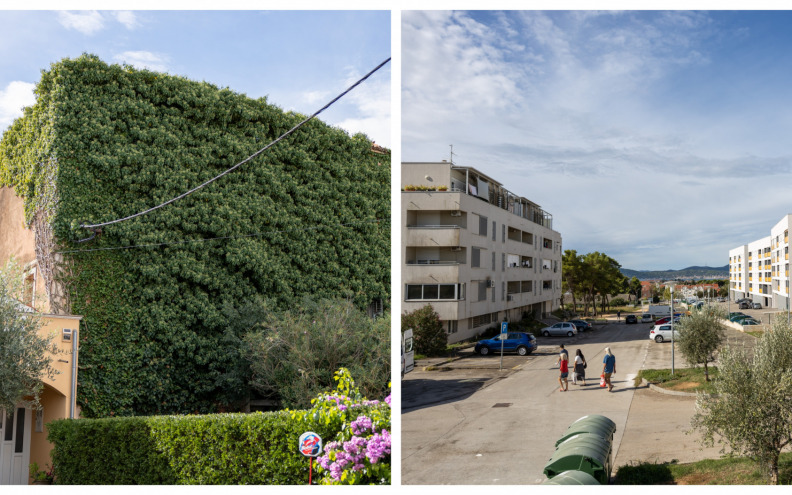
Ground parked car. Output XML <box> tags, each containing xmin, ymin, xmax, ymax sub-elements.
<box><xmin>649</xmin><ymin>324</ymin><xmax>678</xmax><ymax>343</ymax></box>
<box><xmin>568</xmin><ymin>319</ymin><xmax>592</xmax><ymax>332</ymax></box>
<box><xmin>752</xmin><ymin>302</ymin><xmax>762</xmax><ymax>309</ymax></box>
<box><xmin>540</xmin><ymin>322</ymin><xmax>578</xmax><ymax>337</ymax></box>
<box><xmin>641</xmin><ymin>313</ymin><xmax>654</xmax><ymax>323</ymax></box>
<box><xmin>625</xmin><ymin>314</ymin><xmax>638</xmax><ymax>324</ymax></box>
<box><xmin>475</xmin><ymin>332</ymin><xmax>537</xmax><ymax>356</ymax></box>
<box><xmin>739</xmin><ymin>301</ymin><xmax>752</xmax><ymax>309</ymax></box>
<box><xmin>728</xmin><ymin>312</ymin><xmax>746</xmax><ymax>318</ymax></box>
<box><xmin>736</xmin><ymin>298</ymin><xmax>751</xmax><ymax>304</ymax></box>
<box><xmin>741</xmin><ymin>318</ymin><xmax>761</xmax><ymax>326</ymax></box>
<box><xmin>730</xmin><ymin>314</ymin><xmax>753</xmax><ymax>323</ymax></box>
<box><xmin>653</xmin><ymin>316</ymin><xmax>681</xmax><ymax>326</ymax></box>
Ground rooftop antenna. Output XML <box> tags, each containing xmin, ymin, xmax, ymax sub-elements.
<box><xmin>449</xmin><ymin>144</ymin><xmax>456</xmax><ymax>165</ymax></box>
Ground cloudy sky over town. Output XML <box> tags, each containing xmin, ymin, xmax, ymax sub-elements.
<box><xmin>402</xmin><ymin>10</ymin><xmax>792</xmax><ymax>271</ymax></box>
<box><xmin>0</xmin><ymin>10</ymin><xmax>391</xmax><ymax>147</ymax></box>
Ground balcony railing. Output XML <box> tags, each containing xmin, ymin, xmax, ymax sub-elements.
<box><xmin>406</xmin><ymin>260</ymin><xmax>462</xmax><ymax>265</ymax></box>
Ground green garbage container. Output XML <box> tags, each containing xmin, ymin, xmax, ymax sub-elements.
<box><xmin>543</xmin><ymin>433</ymin><xmax>612</xmax><ymax>484</ymax></box>
<box><xmin>555</xmin><ymin>414</ymin><xmax>616</xmax><ymax>447</ymax></box>
<box><xmin>541</xmin><ymin>470</ymin><xmax>599</xmax><ymax>485</ymax></box>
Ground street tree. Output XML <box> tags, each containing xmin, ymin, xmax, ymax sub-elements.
<box><xmin>627</xmin><ymin>276</ymin><xmax>642</xmax><ymax>305</ymax></box>
<box><xmin>0</xmin><ymin>259</ymin><xmax>58</xmax><ymax>412</ymax></box>
<box><xmin>691</xmin><ymin>317</ymin><xmax>792</xmax><ymax>484</ymax></box>
<box><xmin>675</xmin><ymin>305</ymin><xmax>726</xmax><ymax>381</ymax></box>
<box><xmin>401</xmin><ymin>304</ymin><xmax>446</xmax><ymax>357</ymax></box>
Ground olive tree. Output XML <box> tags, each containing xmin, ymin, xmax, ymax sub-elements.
<box><xmin>676</xmin><ymin>305</ymin><xmax>726</xmax><ymax>381</ymax></box>
<box><xmin>0</xmin><ymin>259</ymin><xmax>58</xmax><ymax>412</ymax></box>
<box><xmin>691</xmin><ymin>317</ymin><xmax>792</xmax><ymax>484</ymax></box>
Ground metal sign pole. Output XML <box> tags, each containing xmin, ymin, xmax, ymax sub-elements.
<box><xmin>500</xmin><ymin>320</ymin><xmax>507</xmax><ymax>371</ymax></box>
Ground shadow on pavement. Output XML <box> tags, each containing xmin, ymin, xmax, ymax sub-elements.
<box><xmin>402</xmin><ymin>376</ymin><xmax>500</xmax><ymax>412</ymax></box>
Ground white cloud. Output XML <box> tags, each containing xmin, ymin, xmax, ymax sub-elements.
<box><xmin>113</xmin><ymin>51</ymin><xmax>169</xmax><ymax>72</ymax></box>
<box><xmin>0</xmin><ymin>81</ymin><xmax>36</xmax><ymax>131</ymax></box>
<box><xmin>57</xmin><ymin>10</ymin><xmax>105</xmax><ymax>35</ymax></box>
<box><xmin>114</xmin><ymin>11</ymin><xmax>140</xmax><ymax>30</ymax></box>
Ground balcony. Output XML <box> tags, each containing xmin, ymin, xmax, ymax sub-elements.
<box><xmin>405</xmin><ymin>225</ymin><xmax>461</xmax><ymax>247</ymax></box>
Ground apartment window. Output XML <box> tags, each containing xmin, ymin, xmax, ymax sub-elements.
<box><xmin>521</xmin><ymin>280</ymin><xmax>532</xmax><ymax>293</ymax></box>
<box><xmin>479</xmin><ymin>215</ymin><xmax>488</xmax><ymax>237</ymax></box>
<box><xmin>502</xmin><ymin>281</ymin><xmax>505</xmax><ymax>301</ymax></box>
<box><xmin>502</xmin><ymin>224</ymin><xmax>506</xmax><ymax>243</ymax></box>
<box><xmin>502</xmin><ymin>253</ymin><xmax>506</xmax><ymax>272</ymax></box>
<box><xmin>446</xmin><ymin>320</ymin><xmax>458</xmax><ymax>334</ymax></box>
<box><xmin>543</xmin><ymin>238</ymin><xmax>552</xmax><ymax>249</ymax></box>
<box><xmin>472</xmin><ymin>247</ymin><xmax>481</xmax><ymax>268</ymax></box>
<box><xmin>492</xmin><ymin>251</ymin><xmax>496</xmax><ymax>271</ymax></box>
<box><xmin>543</xmin><ymin>280</ymin><xmax>552</xmax><ymax>290</ymax></box>
<box><xmin>471</xmin><ymin>312</ymin><xmax>498</xmax><ymax>329</ymax></box>
<box><xmin>23</xmin><ymin>268</ymin><xmax>35</xmax><ymax>307</ymax></box>
<box><xmin>492</xmin><ymin>221</ymin><xmax>496</xmax><ymax>241</ymax></box>
<box><xmin>478</xmin><ymin>281</ymin><xmax>487</xmax><ymax>302</ymax></box>
<box><xmin>405</xmin><ymin>284</ymin><xmax>464</xmax><ymax>301</ymax></box>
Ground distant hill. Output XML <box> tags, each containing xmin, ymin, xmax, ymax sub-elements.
<box><xmin>621</xmin><ymin>265</ymin><xmax>729</xmax><ymax>280</ymax></box>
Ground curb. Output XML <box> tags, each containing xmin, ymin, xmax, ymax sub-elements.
<box><xmin>647</xmin><ymin>383</ymin><xmax>699</xmax><ymax>397</ymax></box>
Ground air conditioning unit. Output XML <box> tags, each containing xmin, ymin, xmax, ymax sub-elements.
<box><xmin>488</xmin><ymin>280</ymin><xmax>495</xmax><ymax>288</ymax></box>
<box><xmin>450</xmin><ymin>210</ymin><xmax>462</xmax><ymax>217</ymax></box>
<box><xmin>451</xmin><ymin>246</ymin><xmax>462</xmax><ymax>251</ymax></box>
<box><xmin>507</xmin><ymin>295</ymin><xmax>513</xmax><ymax>302</ymax></box>
<box><xmin>62</xmin><ymin>328</ymin><xmax>73</xmax><ymax>342</ymax></box>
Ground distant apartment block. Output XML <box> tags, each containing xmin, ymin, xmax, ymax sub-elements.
<box><xmin>729</xmin><ymin>214</ymin><xmax>791</xmax><ymax>309</ymax></box>
<box><xmin>402</xmin><ymin>161</ymin><xmax>563</xmax><ymax>344</ymax></box>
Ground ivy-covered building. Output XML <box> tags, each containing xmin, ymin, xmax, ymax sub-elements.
<box><xmin>0</xmin><ymin>54</ymin><xmax>390</xmax><ymax>418</ymax></box>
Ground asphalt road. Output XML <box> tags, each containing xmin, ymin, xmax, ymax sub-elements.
<box><xmin>401</xmin><ymin>319</ymin><xmax>750</xmax><ymax>485</ymax></box>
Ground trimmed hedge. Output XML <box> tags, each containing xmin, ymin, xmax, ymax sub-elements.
<box><xmin>47</xmin><ymin>408</ymin><xmax>378</xmax><ymax>484</ymax></box>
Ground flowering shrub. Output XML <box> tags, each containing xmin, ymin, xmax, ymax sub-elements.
<box><xmin>293</xmin><ymin>368</ymin><xmax>391</xmax><ymax>484</ymax></box>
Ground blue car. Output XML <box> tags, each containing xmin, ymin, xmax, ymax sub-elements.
<box><xmin>475</xmin><ymin>332</ymin><xmax>537</xmax><ymax>356</ymax></box>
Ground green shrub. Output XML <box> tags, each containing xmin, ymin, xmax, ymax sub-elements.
<box><xmin>47</xmin><ymin>369</ymin><xmax>390</xmax><ymax>485</ymax></box>
<box><xmin>402</xmin><ymin>305</ymin><xmax>446</xmax><ymax>356</ymax></box>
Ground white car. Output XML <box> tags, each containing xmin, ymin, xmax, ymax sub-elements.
<box><xmin>541</xmin><ymin>322</ymin><xmax>578</xmax><ymax>337</ymax></box>
<box><xmin>649</xmin><ymin>324</ymin><xmax>678</xmax><ymax>343</ymax></box>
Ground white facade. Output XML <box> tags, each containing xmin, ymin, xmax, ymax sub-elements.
<box><xmin>402</xmin><ymin>161</ymin><xmax>563</xmax><ymax>343</ymax></box>
<box><xmin>729</xmin><ymin>215</ymin><xmax>792</xmax><ymax>309</ymax></box>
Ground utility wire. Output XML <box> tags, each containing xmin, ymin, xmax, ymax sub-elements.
<box><xmin>78</xmin><ymin>57</ymin><xmax>391</xmax><ymax>232</ymax></box>
<box><xmin>58</xmin><ymin>218</ymin><xmax>388</xmax><ymax>255</ymax></box>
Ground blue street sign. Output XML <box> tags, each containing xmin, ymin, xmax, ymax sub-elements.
<box><xmin>501</xmin><ymin>321</ymin><xmax>508</xmax><ymax>334</ymax></box>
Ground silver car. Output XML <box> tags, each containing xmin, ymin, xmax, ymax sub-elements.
<box><xmin>541</xmin><ymin>322</ymin><xmax>578</xmax><ymax>337</ymax></box>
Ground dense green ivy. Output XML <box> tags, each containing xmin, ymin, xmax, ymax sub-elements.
<box><xmin>0</xmin><ymin>54</ymin><xmax>390</xmax><ymax>417</ymax></box>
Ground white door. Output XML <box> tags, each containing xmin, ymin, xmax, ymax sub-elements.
<box><xmin>0</xmin><ymin>407</ymin><xmax>32</xmax><ymax>485</ymax></box>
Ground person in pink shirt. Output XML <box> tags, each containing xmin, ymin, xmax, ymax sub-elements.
<box><xmin>556</xmin><ymin>346</ymin><xmax>569</xmax><ymax>392</ymax></box>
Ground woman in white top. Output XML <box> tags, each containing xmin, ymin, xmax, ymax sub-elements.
<box><xmin>574</xmin><ymin>349</ymin><xmax>587</xmax><ymax>386</ymax></box>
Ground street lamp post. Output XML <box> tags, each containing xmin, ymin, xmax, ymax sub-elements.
<box><xmin>670</xmin><ymin>284</ymin><xmax>675</xmax><ymax>376</ymax></box>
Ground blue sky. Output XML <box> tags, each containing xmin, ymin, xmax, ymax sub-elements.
<box><xmin>0</xmin><ymin>10</ymin><xmax>391</xmax><ymax>147</ymax></box>
<box><xmin>402</xmin><ymin>10</ymin><xmax>792</xmax><ymax>271</ymax></box>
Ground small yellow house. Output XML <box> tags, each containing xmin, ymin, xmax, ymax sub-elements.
<box><xmin>0</xmin><ymin>309</ymin><xmax>81</xmax><ymax>485</ymax></box>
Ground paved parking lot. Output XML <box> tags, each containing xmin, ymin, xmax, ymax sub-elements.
<box><xmin>401</xmin><ymin>318</ymin><xmax>754</xmax><ymax>485</ymax></box>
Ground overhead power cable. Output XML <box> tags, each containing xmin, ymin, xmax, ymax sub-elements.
<box><xmin>59</xmin><ymin>218</ymin><xmax>388</xmax><ymax>255</ymax></box>
<box><xmin>78</xmin><ymin>56</ymin><xmax>391</xmax><ymax>233</ymax></box>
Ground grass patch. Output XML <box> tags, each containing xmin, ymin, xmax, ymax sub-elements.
<box><xmin>615</xmin><ymin>452</ymin><xmax>792</xmax><ymax>485</ymax></box>
<box><xmin>745</xmin><ymin>330</ymin><xmax>764</xmax><ymax>338</ymax></box>
<box><xmin>637</xmin><ymin>367</ymin><xmax>719</xmax><ymax>395</ymax></box>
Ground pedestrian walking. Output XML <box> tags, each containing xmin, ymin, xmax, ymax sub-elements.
<box><xmin>556</xmin><ymin>346</ymin><xmax>569</xmax><ymax>392</ymax></box>
<box><xmin>574</xmin><ymin>349</ymin><xmax>587</xmax><ymax>385</ymax></box>
<box><xmin>602</xmin><ymin>347</ymin><xmax>616</xmax><ymax>392</ymax></box>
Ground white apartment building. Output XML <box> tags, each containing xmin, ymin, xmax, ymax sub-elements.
<box><xmin>729</xmin><ymin>214</ymin><xmax>792</xmax><ymax>309</ymax></box>
<box><xmin>402</xmin><ymin>161</ymin><xmax>563</xmax><ymax>344</ymax></box>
